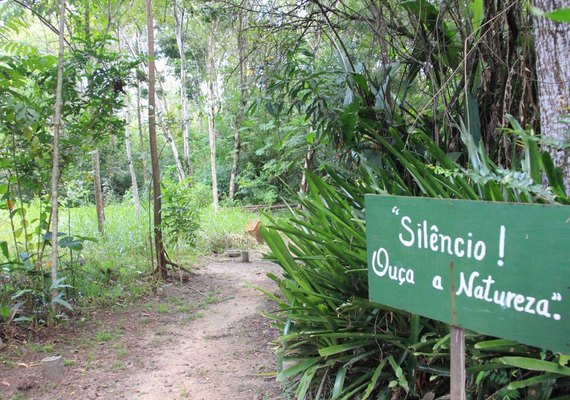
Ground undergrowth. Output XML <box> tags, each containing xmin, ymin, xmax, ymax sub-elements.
<box><xmin>0</xmin><ymin>200</ymin><xmax>266</xmax><ymax>336</ymax></box>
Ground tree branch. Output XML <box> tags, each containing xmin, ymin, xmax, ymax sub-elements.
<box><xmin>9</xmin><ymin>0</ymin><xmax>71</xmax><ymax>47</ymax></box>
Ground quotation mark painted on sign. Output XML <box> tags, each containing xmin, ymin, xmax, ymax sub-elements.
<box><xmin>552</xmin><ymin>293</ymin><xmax>562</xmax><ymax>321</ymax></box>
<box><xmin>391</xmin><ymin>206</ymin><xmax>400</xmax><ymax>216</ymax></box>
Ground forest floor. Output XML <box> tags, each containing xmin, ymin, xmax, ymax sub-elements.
<box><xmin>0</xmin><ymin>251</ymin><xmax>285</xmax><ymax>400</ymax></box>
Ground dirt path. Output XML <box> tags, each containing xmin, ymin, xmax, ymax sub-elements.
<box><xmin>0</xmin><ymin>251</ymin><xmax>284</xmax><ymax>400</ymax></box>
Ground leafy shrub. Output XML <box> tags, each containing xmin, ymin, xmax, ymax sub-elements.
<box><xmin>188</xmin><ymin>182</ymin><xmax>213</xmax><ymax>209</ymax></box>
<box><xmin>236</xmin><ymin>162</ymin><xmax>279</xmax><ymax>205</ymax></box>
<box><xmin>63</xmin><ymin>179</ymin><xmax>92</xmax><ymax>207</ymax></box>
<box><xmin>161</xmin><ymin>179</ymin><xmax>201</xmax><ymax>249</ymax></box>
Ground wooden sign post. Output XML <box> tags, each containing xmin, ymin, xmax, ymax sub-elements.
<box><xmin>366</xmin><ymin>195</ymin><xmax>570</xmax><ymax>396</ymax></box>
<box><xmin>449</xmin><ymin>261</ymin><xmax>466</xmax><ymax>400</ymax></box>
<box><xmin>450</xmin><ymin>326</ymin><xmax>466</xmax><ymax>400</ymax></box>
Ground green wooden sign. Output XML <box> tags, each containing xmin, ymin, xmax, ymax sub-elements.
<box><xmin>366</xmin><ymin>195</ymin><xmax>570</xmax><ymax>353</ymax></box>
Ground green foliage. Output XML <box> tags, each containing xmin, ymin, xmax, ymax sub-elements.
<box><xmin>264</xmin><ymin>123</ymin><xmax>569</xmax><ymax>398</ymax></box>
<box><xmin>261</xmin><ymin>35</ymin><xmax>568</xmax><ymax>396</ymax></box>
<box><xmin>544</xmin><ymin>7</ymin><xmax>570</xmax><ymax>22</ymax></box>
<box><xmin>263</xmin><ymin>171</ymin><xmax>424</xmax><ymax>399</ymax></box>
<box><xmin>0</xmin><ymin>200</ymin><xmax>154</xmax><ymax>334</ymax></box>
<box><xmin>236</xmin><ymin>162</ymin><xmax>279</xmax><ymax>205</ymax></box>
<box><xmin>161</xmin><ymin>179</ymin><xmax>202</xmax><ymax>249</ymax></box>
<box><xmin>531</xmin><ymin>6</ymin><xmax>570</xmax><ymax>22</ymax></box>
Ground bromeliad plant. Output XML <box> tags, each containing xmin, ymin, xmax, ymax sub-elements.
<box><xmin>262</xmin><ymin>118</ymin><xmax>570</xmax><ymax>398</ymax></box>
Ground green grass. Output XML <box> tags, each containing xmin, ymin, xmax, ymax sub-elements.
<box><xmin>195</xmin><ymin>206</ymin><xmax>267</xmax><ymax>253</ymax></box>
<box><xmin>28</xmin><ymin>343</ymin><xmax>55</xmax><ymax>354</ymax></box>
<box><xmin>115</xmin><ymin>347</ymin><xmax>129</xmax><ymax>359</ymax></box>
<box><xmin>65</xmin><ymin>202</ymin><xmax>152</xmax><ymax>272</ymax></box>
<box><xmin>177</xmin><ymin>304</ymin><xmax>191</xmax><ymax>313</ymax></box>
<box><xmin>0</xmin><ymin>200</ymin><xmax>272</xmax><ymax>329</ymax></box>
<box><xmin>85</xmin><ymin>352</ymin><xmax>98</xmax><ymax>370</ymax></box>
<box><xmin>0</xmin><ymin>202</ymin><xmax>153</xmax><ymax>315</ymax></box>
<box><xmin>95</xmin><ymin>330</ymin><xmax>115</xmax><ymax>342</ymax></box>
<box><xmin>156</xmin><ymin>304</ymin><xmax>169</xmax><ymax>314</ymax></box>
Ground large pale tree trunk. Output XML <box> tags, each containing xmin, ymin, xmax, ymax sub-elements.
<box><xmin>125</xmin><ymin>107</ymin><xmax>141</xmax><ymax>216</ymax></box>
<box><xmin>50</xmin><ymin>0</ymin><xmax>66</xmax><ymax>310</ymax></box>
<box><xmin>533</xmin><ymin>0</ymin><xmax>570</xmax><ymax>193</ymax></box>
<box><xmin>147</xmin><ymin>0</ymin><xmax>169</xmax><ymax>279</ymax></box>
<box><xmin>91</xmin><ymin>150</ymin><xmax>105</xmax><ymax>234</ymax></box>
<box><xmin>207</xmin><ymin>21</ymin><xmax>219</xmax><ymax>211</ymax></box>
<box><xmin>173</xmin><ymin>0</ymin><xmax>192</xmax><ymax>176</ymax></box>
<box><xmin>229</xmin><ymin>11</ymin><xmax>247</xmax><ymax>200</ymax></box>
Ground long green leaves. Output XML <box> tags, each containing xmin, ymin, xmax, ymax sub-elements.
<box><xmin>263</xmin><ymin>172</ymin><xmax>443</xmax><ymax>399</ymax></box>
<box><xmin>263</xmin><ymin>140</ymin><xmax>569</xmax><ymax>398</ymax></box>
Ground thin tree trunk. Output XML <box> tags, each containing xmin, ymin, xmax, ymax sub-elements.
<box><xmin>300</xmin><ymin>145</ymin><xmax>316</xmax><ymax>194</ymax></box>
<box><xmin>533</xmin><ymin>1</ymin><xmax>570</xmax><ymax>194</ymax></box>
<box><xmin>156</xmin><ymin>83</ymin><xmax>186</xmax><ymax>182</ymax></box>
<box><xmin>136</xmin><ymin>82</ymin><xmax>150</xmax><ymax>186</ymax></box>
<box><xmin>229</xmin><ymin>10</ymin><xmax>247</xmax><ymax>200</ymax></box>
<box><xmin>147</xmin><ymin>0</ymin><xmax>168</xmax><ymax>279</ymax></box>
<box><xmin>369</xmin><ymin>3</ymin><xmax>389</xmax><ymax>66</ymax></box>
<box><xmin>125</xmin><ymin>108</ymin><xmax>141</xmax><ymax>216</ymax></box>
<box><xmin>173</xmin><ymin>0</ymin><xmax>192</xmax><ymax>176</ymax></box>
<box><xmin>207</xmin><ymin>21</ymin><xmax>219</xmax><ymax>211</ymax></box>
<box><xmin>50</xmin><ymin>0</ymin><xmax>66</xmax><ymax>310</ymax></box>
<box><xmin>158</xmin><ymin>108</ymin><xmax>186</xmax><ymax>182</ymax></box>
<box><xmin>91</xmin><ymin>149</ymin><xmax>105</xmax><ymax>234</ymax></box>
<box><xmin>85</xmin><ymin>3</ymin><xmax>105</xmax><ymax>235</ymax></box>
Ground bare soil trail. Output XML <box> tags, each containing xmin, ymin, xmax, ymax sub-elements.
<box><xmin>0</xmin><ymin>251</ymin><xmax>284</xmax><ymax>400</ymax></box>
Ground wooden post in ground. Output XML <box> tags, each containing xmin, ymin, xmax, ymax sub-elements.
<box><xmin>42</xmin><ymin>355</ymin><xmax>64</xmax><ymax>382</ymax></box>
<box><xmin>449</xmin><ymin>260</ymin><xmax>466</xmax><ymax>400</ymax></box>
<box><xmin>450</xmin><ymin>326</ymin><xmax>466</xmax><ymax>400</ymax></box>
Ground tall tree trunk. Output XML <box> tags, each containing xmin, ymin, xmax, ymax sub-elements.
<box><xmin>125</xmin><ymin>108</ymin><xmax>141</xmax><ymax>216</ymax></box>
<box><xmin>207</xmin><ymin>21</ymin><xmax>219</xmax><ymax>211</ymax></box>
<box><xmin>92</xmin><ymin>149</ymin><xmax>105</xmax><ymax>234</ymax></box>
<box><xmin>50</xmin><ymin>0</ymin><xmax>66</xmax><ymax>311</ymax></box>
<box><xmin>85</xmin><ymin>2</ymin><xmax>105</xmax><ymax>235</ymax></box>
<box><xmin>173</xmin><ymin>0</ymin><xmax>192</xmax><ymax>176</ymax></box>
<box><xmin>229</xmin><ymin>10</ymin><xmax>247</xmax><ymax>200</ymax></box>
<box><xmin>147</xmin><ymin>0</ymin><xmax>168</xmax><ymax>279</ymax></box>
<box><xmin>533</xmin><ymin>1</ymin><xmax>570</xmax><ymax>194</ymax></box>
<box><xmin>136</xmin><ymin>82</ymin><xmax>150</xmax><ymax>186</ymax></box>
